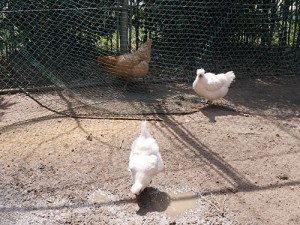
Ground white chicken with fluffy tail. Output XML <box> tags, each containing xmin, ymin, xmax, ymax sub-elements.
<box><xmin>193</xmin><ymin>68</ymin><xmax>235</xmax><ymax>104</ymax></box>
<box><xmin>129</xmin><ymin>121</ymin><xmax>164</xmax><ymax>195</ymax></box>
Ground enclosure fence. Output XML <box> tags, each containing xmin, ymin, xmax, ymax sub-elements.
<box><xmin>0</xmin><ymin>0</ymin><xmax>299</xmax><ymax>117</ymax></box>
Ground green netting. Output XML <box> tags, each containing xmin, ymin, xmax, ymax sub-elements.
<box><xmin>0</xmin><ymin>0</ymin><xmax>299</xmax><ymax>117</ymax></box>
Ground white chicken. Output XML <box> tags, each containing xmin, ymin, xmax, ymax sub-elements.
<box><xmin>193</xmin><ymin>68</ymin><xmax>235</xmax><ymax>104</ymax></box>
<box><xmin>128</xmin><ymin>121</ymin><xmax>164</xmax><ymax>195</ymax></box>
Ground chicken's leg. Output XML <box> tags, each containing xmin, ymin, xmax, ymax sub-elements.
<box><xmin>201</xmin><ymin>98</ymin><xmax>213</xmax><ymax>105</ymax></box>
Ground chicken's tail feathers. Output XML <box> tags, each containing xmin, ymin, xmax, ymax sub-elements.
<box><xmin>142</xmin><ymin>39</ymin><xmax>152</xmax><ymax>48</ymax></box>
<box><xmin>225</xmin><ymin>71</ymin><xmax>235</xmax><ymax>81</ymax></box>
<box><xmin>140</xmin><ymin>120</ymin><xmax>151</xmax><ymax>138</ymax></box>
<box><xmin>196</xmin><ymin>68</ymin><xmax>205</xmax><ymax>76</ymax></box>
<box><xmin>97</xmin><ymin>56</ymin><xmax>117</xmax><ymax>66</ymax></box>
<box><xmin>97</xmin><ymin>56</ymin><xmax>103</xmax><ymax>65</ymax></box>
<box><xmin>97</xmin><ymin>56</ymin><xmax>110</xmax><ymax>66</ymax></box>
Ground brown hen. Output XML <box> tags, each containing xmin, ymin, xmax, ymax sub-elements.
<box><xmin>97</xmin><ymin>39</ymin><xmax>152</xmax><ymax>80</ymax></box>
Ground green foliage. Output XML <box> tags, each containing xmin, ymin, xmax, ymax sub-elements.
<box><xmin>0</xmin><ymin>0</ymin><xmax>299</xmax><ymax>67</ymax></box>
<box><xmin>2</xmin><ymin>0</ymin><xmax>117</xmax><ymax>64</ymax></box>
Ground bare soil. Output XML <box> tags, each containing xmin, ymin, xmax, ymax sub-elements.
<box><xmin>0</xmin><ymin>76</ymin><xmax>300</xmax><ymax>225</ymax></box>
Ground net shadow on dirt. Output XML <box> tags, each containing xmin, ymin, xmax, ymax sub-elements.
<box><xmin>0</xmin><ymin>197</ymin><xmax>135</xmax><ymax>214</ymax></box>
<box><xmin>0</xmin><ymin>96</ymin><xmax>16</xmax><ymax>120</ymax></box>
<box><xmin>157</xmin><ymin>115</ymin><xmax>258</xmax><ymax>191</ymax></box>
<box><xmin>22</xmin><ymin>73</ymin><xmax>299</xmax><ymax>120</ymax></box>
<box><xmin>1</xmin><ymin>75</ymin><xmax>299</xmax><ymax>133</ymax></box>
<box><xmin>154</xmin><ymin>114</ymin><xmax>300</xmax><ymax>198</ymax></box>
<box><xmin>24</xmin><ymin>81</ymin><xmax>203</xmax><ymax>119</ymax></box>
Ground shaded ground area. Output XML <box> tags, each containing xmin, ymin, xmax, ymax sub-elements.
<box><xmin>2</xmin><ymin>75</ymin><xmax>299</xmax><ymax>121</ymax></box>
<box><xmin>0</xmin><ymin>76</ymin><xmax>300</xmax><ymax>224</ymax></box>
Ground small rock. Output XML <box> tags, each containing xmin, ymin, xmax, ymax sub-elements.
<box><xmin>226</xmin><ymin>187</ymin><xmax>238</xmax><ymax>193</ymax></box>
<box><xmin>276</xmin><ymin>174</ymin><xmax>289</xmax><ymax>180</ymax></box>
<box><xmin>243</xmin><ymin>113</ymin><xmax>250</xmax><ymax>117</ymax></box>
<box><xmin>276</xmin><ymin>133</ymin><xmax>280</xmax><ymax>137</ymax></box>
<box><xmin>87</xmin><ymin>133</ymin><xmax>93</xmax><ymax>141</ymax></box>
<box><xmin>177</xmin><ymin>95</ymin><xmax>185</xmax><ymax>101</ymax></box>
<box><xmin>155</xmin><ymin>99</ymin><xmax>164</xmax><ymax>105</ymax></box>
<box><xmin>38</xmin><ymin>164</ymin><xmax>46</xmax><ymax>170</ymax></box>
<box><xmin>175</xmin><ymin>101</ymin><xmax>182</xmax><ymax>106</ymax></box>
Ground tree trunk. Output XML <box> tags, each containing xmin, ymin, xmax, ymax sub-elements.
<box><xmin>128</xmin><ymin>0</ymin><xmax>132</xmax><ymax>52</ymax></box>
<box><xmin>261</xmin><ymin>0</ymin><xmax>272</xmax><ymax>46</ymax></box>
<box><xmin>280</xmin><ymin>0</ymin><xmax>291</xmax><ymax>46</ymax></box>
<box><xmin>293</xmin><ymin>0</ymin><xmax>299</xmax><ymax>47</ymax></box>
<box><xmin>135</xmin><ymin>0</ymin><xmax>140</xmax><ymax>50</ymax></box>
<box><xmin>268</xmin><ymin>0</ymin><xmax>278</xmax><ymax>46</ymax></box>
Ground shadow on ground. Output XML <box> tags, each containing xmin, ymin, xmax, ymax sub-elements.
<box><xmin>136</xmin><ymin>187</ymin><xmax>171</xmax><ymax>215</ymax></box>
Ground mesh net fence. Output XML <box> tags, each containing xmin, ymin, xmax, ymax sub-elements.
<box><xmin>0</xmin><ymin>0</ymin><xmax>300</xmax><ymax>118</ymax></box>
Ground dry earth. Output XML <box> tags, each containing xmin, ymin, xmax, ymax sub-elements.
<box><xmin>0</xmin><ymin>76</ymin><xmax>300</xmax><ymax>225</ymax></box>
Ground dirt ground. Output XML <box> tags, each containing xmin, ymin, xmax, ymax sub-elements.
<box><xmin>1</xmin><ymin>76</ymin><xmax>300</xmax><ymax>225</ymax></box>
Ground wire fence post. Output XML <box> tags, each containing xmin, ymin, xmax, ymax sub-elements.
<box><xmin>120</xmin><ymin>0</ymin><xmax>129</xmax><ymax>54</ymax></box>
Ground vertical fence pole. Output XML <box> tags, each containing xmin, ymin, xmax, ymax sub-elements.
<box><xmin>128</xmin><ymin>0</ymin><xmax>132</xmax><ymax>52</ymax></box>
<box><xmin>120</xmin><ymin>0</ymin><xmax>129</xmax><ymax>54</ymax></box>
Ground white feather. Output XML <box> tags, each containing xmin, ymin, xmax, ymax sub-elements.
<box><xmin>129</xmin><ymin>121</ymin><xmax>164</xmax><ymax>195</ymax></box>
<box><xmin>193</xmin><ymin>68</ymin><xmax>235</xmax><ymax>101</ymax></box>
